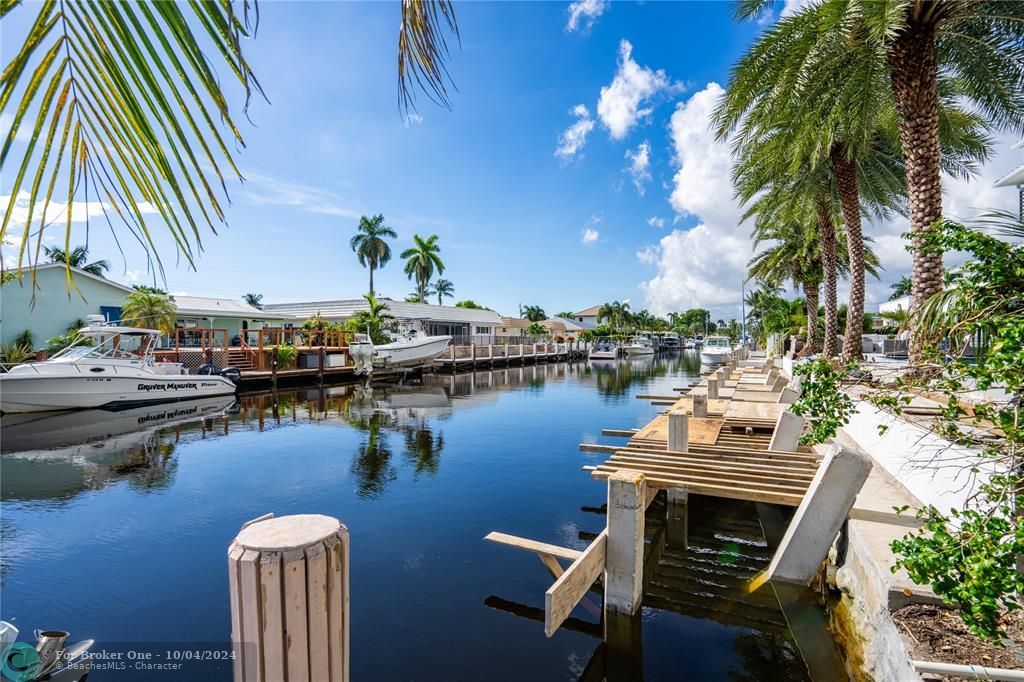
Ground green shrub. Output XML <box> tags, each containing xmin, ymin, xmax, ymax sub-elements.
<box><xmin>274</xmin><ymin>343</ymin><xmax>297</xmax><ymax>368</ymax></box>
<box><xmin>1</xmin><ymin>342</ymin><xmax>34</xmax><ymax>365</ymax></box>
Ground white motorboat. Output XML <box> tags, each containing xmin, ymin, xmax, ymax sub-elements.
<box><xmin>348</xmin><ymin>323</ymin><xmax>451</xmax><ymax>375</ymax></box>
<box><xmin>623</xmin><ymin>336</ymin><xmax>655</xmax><ymax>356</ymax></box>
<box><xmin>588</xmin><ymin>341</ymin><xmax>619</xmax><ymax>360</ymax></box>
<box><xmin>699</xmin><ymin>335</ymin><xmax>733</xmax><ymax>366</ymax></box>
<box><xmin>661</xmin><ymin>333</ymin><xmax>681</xmax><ymax>350</ymax></box>
<box><xmin>0</xmin><ymin>320</ymin><xmax>236</xmax><ymax>413</ymax></box>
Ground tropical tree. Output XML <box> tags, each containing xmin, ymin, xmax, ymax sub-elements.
<box><xmin>455</xmin><ymin>299</ymin><xmax>490</xmax><ymax>310</ymax></box>
<box><xmin>121</xmin><ymin>290</ymin><xmax>176</xmax><ymax>334</ymax></box>
<box><xmin>133</xmin><ymin>284</ymin><xmax>167</xmax><ymax>294</ymax></box>
<box><xmin>890</xmin><ymin>276</ymin><xmax>912</xmax><ymax>300</ymax></box>
<box><xmin>344</xmin><ymin>293</ymin><xmax>396</xmax><ymax>344</ymax></box>
<box><xmin>429</xmin><ymin>277</ymin><xmax>454</xmax><ymax>305</ymax></box>
<box><xmin>350</xmin><ymin>214</ymin><xmax>398</xmax><ymax>296</ymax></box>
<box><xmin>401</xmin><ymin>234</ymin><xmax>444</xmax><ymax>303</ymax></box>
<box><xmin>555</xmin><ymin>311</ymin><xmax>574</xmax><ymax>319</ymax></box>
<box><xmin>243</xmin><ymin>293</ymin><xmax>263</xmax><ymax>309</ymax></box>
<box><xmin>633</xmin><ymin>309</ymin><xmax>655</xmax><ymax>330</ymax></box>
<box><xmin>597</xmin><ymin>301</ymin><xmax>631</xmax><ymax>330</ymax></box>
<box><xmin>43</xmin><ymin>245</ymin><xmax>109</xmax><ymax>277</ymax></box>
<box><xmin>3</xmin><ymin>1</ymin><xmax>459</xmax><ymax>285</ymax></box>
<box><xmin>736</xmin><ymin>0</ymin><xmax>1024</xmax><ymax>365</ymax></box>
<box><xmin>525</xmin><ymin>321</ymin><xmax>547</xmax><ymax>337</ymax></box>
<box><xmin>521</xmin><ymin>305</ymin><xmax>546</xmax><ymax>322</ymax></box>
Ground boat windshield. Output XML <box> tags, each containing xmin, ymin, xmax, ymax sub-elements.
<box><xmin>705</xmin><ymin>337</ymin><xmax>730</xmax><ymax>348</ymax></box>
<box><xmin>50</xmin><ymin>331</ymin><xmax>155</xmax><ymax>363</ymax></box>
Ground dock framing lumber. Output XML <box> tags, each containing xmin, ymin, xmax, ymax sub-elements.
<box><xmin>484</xmin><ymin>532</ymin><xmax>583</xmax><ymax>562</ymax></box>
<box><xmin>545</xmin><ymin>530</ymin><xmax>607</xmax><ymax>637</ymax></box>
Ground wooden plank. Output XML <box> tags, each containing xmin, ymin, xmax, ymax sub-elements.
<box><xmin>595</xmin><ymin>461</ymin><xmax>809</xmax><ymax>494</ymax></box>
<box><xmin>602</xmin><ymin>429</ymin><xmax>638</xmax><ymax>438</ymax></box>
<box><xmin>260</xmin><ymin>551</ymin><xmax>287</xmax><ymax>682</ymax></box>
<box><xmin>227</xmin><ymin>543</ymin><xmax>246</xmax><ymax>682</ymax></box>
<box><xmin>621</xmin><ymin>442</ymin><xmax>819</xmax><ymax>465</ymax></box>
<box><xmin>607</xmin><ymin>451</ymin><xmax>817</xmax><ymax>481</ymax></box>
<box><xmin>283</xmin><ymin>548</ymin><xmax>310</xmax><ymax>682</ymax></box>
<box><xmin>848</xmin><ymin>507</ymin><xmax>925</xmax><ymax>528</ymax></box>
<box><xmin>484</xmin><ymin>531</ymin><xmax>584</xmax><ymax>562</ymax></box>
<box><xmin>239</xmin><ymin>549</ymin><xmax>264</xmax><ymax>682</ymax></box>
<box><xmin>590</xmin><ymin>469</ymin><xmax>806</xmax><ymax>506</ymax></box>
<box><xmin>305</xmin><ymin>543</ymin><xmax>330</xmax><ymax>681</ymax></box>
<box><xmin>725</xmin><ymin>401</ymin><xmax>786</xmax><ymax>422</ymax></box>
<box><xmin>579</xmin><ymin>443</ymin><xmax>620</xmax><ymax>454</ymax></box>
<box><xmin>545</xmin><ymin>529</ymin><xmax>608</xmax><ymax>637</ymax></box>
<box><xmin>631</xmin><ymin>415</ymin><xmax>723</xmax><ymax>445</ymax></box>
<box><xmin>324</xmin><ymin>531</ymin><xmax>348</xmax><ymax>682</ymax></box>
<box><xmin>616</xmin><ymin>446</ymin><xmax>816</xmax><ymax>471</ymax></box>
<box><xmin>733</xmin><ymin>389</ymin><xmax>783</xmax><ymax>402</ymax></box>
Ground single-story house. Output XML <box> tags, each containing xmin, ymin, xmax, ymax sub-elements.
<box><xmin>264</xmin><ymin>298</ymin><xmax>503</xmax><ymax>344</ymax></box>
<box><xmin>545</xmin><ymin>316</ymin><xmax>585</xmax><ymax>340</ymax></box>
<box><xmin>498</xmin><ymin>317</ymin><xmax>531</xmax><ymax>337</ymax></box>
<box><xmin>878</xmin><ymin>295</ymin><xmax>910</xmax><ymax>315</ymax></box>
<box><xmin>1</xmin><ymin>263</ymin><xmax>134</xmax><ymax>348</ymax></box>
<box><xmin>570</xmin><ymin>305</ymin><xmax>601</xmax><ymax>330</ymax></box>
<box><xmin>1</xmin><ymin>264</ymin><xmax>292</xmax><ymax>350</ymax></box>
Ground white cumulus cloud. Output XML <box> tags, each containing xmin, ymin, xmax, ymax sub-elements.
<box><xmin>566</xmin><ymin>0</ymin><xmax>608</xmax><ymax>32</ymax></box>
<box><xmin>555</xmin><ymin>104</ymin><xmax>596</xmax><ymax>163</ymax></box>
<box><xmin>638</xmin><ymin>82</ymin><xmax>751</xmax><ymax>317</ymax></box>
<box><xmin>582</xmin><ymin>228</ymin><xmax>600</xmax><ymax>245</ymax></box>
<box><xmin>647</xmin><ymin>216</ymin><xmax>665</xmax><ymax>228</ymax></box>
<box><xmin>597</xmin><ymin>40</ymin><xmax>672</xmax><ymax>140</ymax></box>
<box><xmin>624</xmin><ymin>141</ymin><xmax>652</xmax><ymax>195</ymax></box>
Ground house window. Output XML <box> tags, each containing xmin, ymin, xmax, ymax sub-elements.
<box><xmin>476</xmin><ymin>326</ymin><xmax>490</xmax><ymax>335</ymax></box>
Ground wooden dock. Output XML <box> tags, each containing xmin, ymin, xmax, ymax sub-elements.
<box><xmin>433</xmin><ymin>341</ymin><xmax>589</xmax><ymax>370</ymax></box>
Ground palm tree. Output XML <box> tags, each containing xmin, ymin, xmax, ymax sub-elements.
<box><xmin>350</xmin><ymin>215</ymin><xmax>398</xmax><ymax>296</ymax></box>
<box><xmin>345</xmin><ymin>293</ymin><xmax>397</xmax><ymax>344</ymax></box>
<box><xmin>429</xmin><ymin>278</ymin><xmax>454</xmax><ymax>305</ymax></box>
<box><xmin>735</xmin><ymin>0</ymin><xmax>1023</xmax><ymax>365</ymax></box>
<box><xmin>401</xmin><ymin>234</ymin><xmax>444</xmax><ymax>303</ymax></box>
<box><xmin>521</xmin><ymin>305</ymin><xmax>546</xmax><ymax>322</ymax></box>
<box><xmin>633</xmin><ymin>309</ymin><xmax>655</xmax><ymax>330</ymax></box>
<box><xmin>890</xmin><ymin>276</ymin><xmax>913</xmax><ymax>300</ymax></box>
<box><xmin>43</xmin><ymin>245</ymin><xmax>109</xmax><ymax>277</ymax></box>
<box><xmin>243</xmin><ymin>293</ymin><xmax>263</xmax><ymax>309</ymax></box>
<box><xmin>121</xmin><ymin>290</ymin><xmax>176</xmax><ymax>334</ymax></box>
<box><xmin>4</xmin><ymin>1</ymin><xmax>459</xmax><ymax>286</ymax></box>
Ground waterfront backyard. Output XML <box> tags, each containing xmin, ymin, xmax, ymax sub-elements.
<box><xmin>1</xmin><ymin>355</ymin><xmax>829</xmax><ymax>680</ymax></box>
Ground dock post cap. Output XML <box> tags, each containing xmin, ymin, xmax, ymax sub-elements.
<box><xmin>234</xmin><ymin>514</ymin><xmax>343</xmax><ymax>552</ymax></box>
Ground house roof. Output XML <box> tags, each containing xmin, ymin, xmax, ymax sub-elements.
<box><xmin>994</xmin><ymin>163</ymin><xmax>1024</xmax><ymax>188</ymax></box>
<box><xmin>542</xmin><ymin>319</ymin><xmax>567</xmax><ymax>333</ymax></box>
<box><xmin>265</xmin><ymin>298</ymin><xmax>504</xmax><ymax>325</ymax></box>
<box><xmin>572</xmin><ymin>305</ymin><xmax>602</xmax><ymax>317</ymax></box>
<box><xmin>26</xmin><ymin>262</ymin><xmax>134</xmax><ymax>293</ymax></box>
<box><xmin>500</xmin><ymin>317</ymin><xmax>531</xmax><ymax>328</ymax></box>
<box><xmin>172</xmin><ymin>295</ymin><xmax>278</xmax><ymax>319</ymax></box>
<box><xmin>548</xmin><ymin>316</ymin><xmax>584</xmax><ymax>331</ymax></box>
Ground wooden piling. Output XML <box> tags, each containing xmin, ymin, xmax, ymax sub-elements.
<box><xmin>228</xmin><ymin>514</ymin><xmax>349</xmax><ymax>682</ymax></box>
<box><xmin>667</xmin><ymin>409</ymin><xmax>688</xmax><ymax>453</ymax></box>
<box><xmin>707</xmin><ymin>378</ymin><xmax>719</xmax><ymax>400</ymax></box>
<box><xmin>691</xmin><ymin>393</ymin><xmax>708</xmax><ymax>418</ymax></box>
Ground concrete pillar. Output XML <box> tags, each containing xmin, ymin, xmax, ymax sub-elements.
<box><xmin>229</xmin><ymin>514</ymin><xmax>349</xmax><ymax>682</ymax></box>
<box><xmin>707</xmin><ymin>378</ymin><xmax>719</xmax><ymax>400</ymax></box>
<box><xmin>771</xmin><ymin>374</ymin><xmax>788</xmax><ymax>392</ymax></box>
<box><xmin>766</xmin><ymin>444</ymin><xmax>871</xmax><ymax>585</ymax></box>
<box><xmin>666</xmin><ymin>488</ymin><xmax>689</xmax><ymax>549</ymax></box>
<box><xmin>768</xmin><ymin>411</ymin><xmax>805</xmax><ymax>452</ymax></box>
<box><xmin>778</xmin><ymin>386</ymin><xmax>799</xmax><ymax>404</ymax></box>
<box><xmin>691</xmin><ymin>393</ymin><xmax>708</xmax><ymax>418</ymax></box>
<box><xmin>667</xmin><ymin>409</ymin><xmax>688</xmax><ymax>452</ymax></box>
<box><xmin>471</xmin><ymin>343</ymin><xmax>476</xmax><ymax>364</ymax></box>
<box><xmin>605</xmin><ymin>471</ymin><xmax>646</xmax><ymax>615</ymax></box>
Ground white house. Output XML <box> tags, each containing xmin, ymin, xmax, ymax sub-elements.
<box><xmin>570</xmin><ymin>305</ymin><xmax>602</xmax><ymax>330</ymax></box>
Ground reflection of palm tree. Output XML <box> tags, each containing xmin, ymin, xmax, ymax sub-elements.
<box><xmin>402</xmin><ymin>423</ymin><xmax>444</xmax><ymax>476</ymax></box>
<box><xmin>347</xmin><ymin>412</ymin><xmax>397</xmax><ymax>499</ymax></box>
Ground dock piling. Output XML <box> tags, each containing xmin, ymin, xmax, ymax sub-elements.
<box><xmin>768</xmin><ymin>411</ymin><xmax>806</xmax><ymax>452</ymax></box>
<box><xmin>667</xmin><ymin>409</ymin><xmax>688</xmax><ymax>453</ymax></box>
<box><xmin>707</xmin><ymin>378</ymin><xmax>719</xmax><ymax>400</ymax></box>
<box><xmin>691</xmin><ymin>393</ymin><xmax>708</xmax><ymax>418</ymax></box>
<box><xmin>605</xmin><ymin>471</ymin><xmax>646</xmax><ymax>615</ymax></box>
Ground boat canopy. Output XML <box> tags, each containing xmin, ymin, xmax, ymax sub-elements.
<box><xmin>79</xmin><ymin>325</ymin><xmax>160</xmax><ymax>337</ymax></box>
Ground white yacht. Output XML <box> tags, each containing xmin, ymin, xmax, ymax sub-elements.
<box><xmin>0</xmin><ymin>320</ymin><xmax>237</xmax><ymax>413</ymax></box>
<box><xmin>623</xmin><ymin>336</ymin><xmax>655</xmax><ymax>356</ymax></box>
<box><xmin>699</xmin><ymin>335</ymin><xmax>733</xmax><ymax>366</ymax></box>
<box><xmin>660</xmin><ymin>333</ymin><xmax>681</xmax><ymax>350</ymax></box>
<box><xmin>348</xmin><ymin>322</ymin><xmax>451</xmax><ymax>375</ymax></box>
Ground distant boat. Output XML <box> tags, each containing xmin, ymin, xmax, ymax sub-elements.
<box><xmin>623</xmin><ymin>336</ymin><xmax>655</xmax><ymax>356</ymax></box>
<box><xmin>348</xmin><ymin>322</ymin><xmax>451</xmax><ymax>375</ymax></box>
<box><xmin>0</xmin><ymin>319</ymin><xmax>236</xmax><ymax>414</ymax></box>
<box><xmin>660</xmin><ymin>333</ymin><xmax>681</xmax><ymax>350</ymax></box>
<box><xmin>588</xmin><ymin>341</ymin><xmax>619</xmax><ymax>360</ymax></box>
<box><xmin>699</xmin><ymin>335</ymin><xmax>733</xmax><ymax>366</ymax></box>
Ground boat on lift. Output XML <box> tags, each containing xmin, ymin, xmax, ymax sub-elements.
<box><xmin>699</xmin><ymin>335</ymin><xmax>733</xmax><ymax>366</ymax></box>
<box><xmin>348</xmin><ymin>321</ymin><xmax>452</xmax><ymax>375</ymax></box>
<box><xmin>623</xmin><ymin>336</ymin><xmax>655</xmax><ymax>356</ymax></box>
<box><xmin>588</xmin><ymin>340</ymin><xmax>619</xmax><ymax>360</ymax></box>
<box><xmin>0</xmin><ymin>317</ymin><xmax>237</xmax><ymax>413</ymax></box>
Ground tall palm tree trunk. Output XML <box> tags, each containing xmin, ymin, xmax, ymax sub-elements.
<box><xmin>816</xmin><ymin>196</ymin><xmax>839</xmax><ymax>358</ymax></box>
<box><xmin>889</xmin><ymin>20</ymin><xmax>943</xmax><ymax>367</ymax></box>
<box><xmin>369</xmin><ymin>267</ymin><xmax>375</xmax><ymax>297</ymax></box>
<box><xmin>801</xmin><ymin>280</ymin><xmax>820</xmax><ymax>354</ymax></box>
<box><xmin>832</xmin><ymin>147</ymin><xmax>866</xmax><ymax>363</ymax></box>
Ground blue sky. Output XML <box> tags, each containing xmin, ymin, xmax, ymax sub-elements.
<box><xmin>3</xmin><ymin>1</ymin><xmax>1020</xmax><ymax>319</ymax></box>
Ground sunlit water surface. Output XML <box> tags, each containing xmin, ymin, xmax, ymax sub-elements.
<box><xmin>2</xmin><ymin>353</ymin><xmax>827</xmax><ymax>680</ymax></box>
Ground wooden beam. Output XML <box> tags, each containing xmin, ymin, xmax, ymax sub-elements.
<box><xmin>484</xmin><ymin>531</ymin><xmax>583</xmax><ymax>562</ymax></box>
<box><xmin>579</xmin><ymin>443</ymin><xmax>620</xmax><ymax>454</ymax></box>
<box><xmin>602</xmin><ymin>429</ymin><xmax>637</xmax><ymax>438</ymax></box>
<box><xmin>545</xmin><ymin>529</ymin><xmax>607</xmax><ymax>637</ymax></box>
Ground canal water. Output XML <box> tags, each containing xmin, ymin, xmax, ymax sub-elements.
<box><xmin>1</xmin><ymin>353</ymin><xmax>834</xmax><ymax>680</ymax></box>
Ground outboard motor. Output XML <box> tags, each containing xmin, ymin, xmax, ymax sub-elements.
<box><xmin>195</xmin><ymin>363</ymin><xmax>218</xmax><ymax>375</ymax></box>
<box><xmin>219</xmin><ymin>367</ymin><xmax>241</xmax><ymax>382</ymax></box>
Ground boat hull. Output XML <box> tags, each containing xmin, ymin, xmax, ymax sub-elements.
<box><xmin>624</xmin><ymin>346</ymin><xmax>655</xmax><ymax>356</ymax></box>
<box><xmin>373</xmin><ymin>336</ymin><xmax>451</xmax><ymax>370</ymax></box>
<box><xmin>0</xmin><ymin>373</ymin><xmax>236</xmax><ymax>413</ymax></box>
<box><xmin>699</xmin><ymin>350</ymin><xmax>732</xmax><ymax>366</ymax></box>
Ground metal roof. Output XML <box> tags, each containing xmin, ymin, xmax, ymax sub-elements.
<box><xmin>172</xmin><ymin>295</ymin><xmax>278</xmax><ymax>318</ymax></box>
<box><xmin>572</xmin><ymin>305</ymin><xmax>602</xmax><ymax>317</ymax></box>
<box><xmin>264</xmin><ymin>298</ymin><xmax>504</xmax><ymax>325</ymax></box>
<box><xmin>994</xmin><ymin>163</ymin><xmax>1024</xmax><ymax>188</ymax></box>
<box><xmin>548</xmin><ymin>316</ymin><xmax>584</xmax><ymax>331</ymax></box>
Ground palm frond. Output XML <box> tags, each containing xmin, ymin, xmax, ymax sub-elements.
<box><xmin>398</xmin><ymin>0</ymin><xmax>460</xmax><ymax>117</ymax></box>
